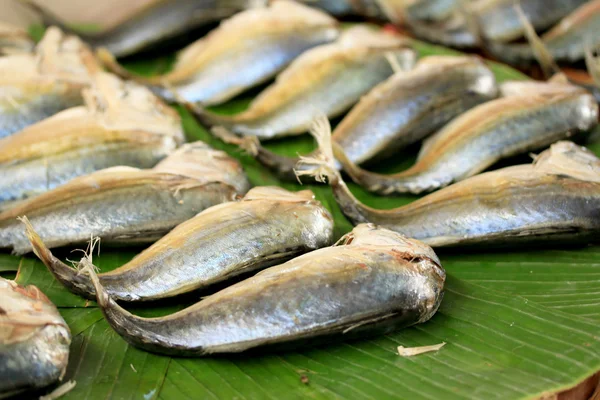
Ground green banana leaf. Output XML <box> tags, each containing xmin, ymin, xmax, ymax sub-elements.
<box><xmin>6</xmin><ymin>38</ymin><xmax>600</xmax><ymax>400</ymax></box>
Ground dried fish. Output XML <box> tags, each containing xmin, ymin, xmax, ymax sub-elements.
<box><xmin>25</xmin><ymin>187</ymin><xmax>333</xmax><ymax>302</ymax></box>
<box><xmin>406</xmin><ymin>0</ymin><xmax>587</xmax><ymax>48</ymax></box>
<box><xmin>405</xmin><ymin>0</ymin><xmax>458</xmax><ymax>22</ymax></box>
<box><xmin>26</xmin><ymin>0</ymin><xmax>261</xmax><ymax>58</ymax></box>
<box><xmin>485</xmin><ymin>0</ymin><xmax>600</xmax><ymax>65</ymax></box>
<box><xmin>0</xmin><ymin>22</ymin><xmax>34</xmax><ymax>55</ymax></box>
<box><xmin>0</xmin><ymin>27</ymin><xmax>97</xmax><ymax>139</ymax></box>
<box><xmin>0</xmin><ymin>278</ymin><xmax>70</xmax><ymax>398</ymax></box>
<box><xmin>326</xmin><ymin>80</ymin><xmax>598</xmax><ymax>195</ymax></box>
<box><xmin>194</xmin><ymin>26</ymin><xmax>415</xmax><ymax>139</ymax></box>
<box><xmin>217</xmin><ymin>55</ymin><xmax>496</xmax><ymax>180</ymax></box>
<box><xmin>100</xmin><ymin>0</ymin><xmax>339</xmax><ymax>105</ymax></box>
<box><xmin>80</xmin><ymin>223</ymin><xmax>444</xmax><ymax>355</ymax></box>
<box><xmin>473</xmin><ymin>0</ymin><xmax>587</xmax><ymax>43</ymax></box>
<box><xmin>298</xmin><ymin>123</ymin><xmax>600</xmax><ymax>246</ymax></box>
<box><xmin>0</xmin><ymin>142</ymin><xmax>249</xmax><ymax>254</ymax></box>
<box><xmin>0</xmin><ymin>71</ymin><xmax>184</xmax><ymax>211</ymax></box>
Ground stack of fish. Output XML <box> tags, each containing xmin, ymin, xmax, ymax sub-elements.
<box><xmin>1</xmin><ymin>0</ymin><xmax>600</xmax><ymax>397</ymax></box>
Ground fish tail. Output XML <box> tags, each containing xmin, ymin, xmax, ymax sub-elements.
<box><xmin>213</xmin><ymin>126</ymin><xmax>302</xmax><ymax>181</ymax></box>
<box><xmin>96</xmin><ymin>48</ymin><xmax>164</xmax><ymax>85</ymax></box>
<box><xmin>514</xmin><ymin>3</ymin><xmax>560</xmax><ymax>78</ymax></box>
<box><xmin>295</xmin><ymin>114</ymin><xmax>340</xmax><ymax>185</ymax></box>
<box><xmin>295</xmin><ymin>116</ymin><xmax>374</xmax><ymax>226</ymax></box>
<box><xmin>20</xmin><ymin>216</ymin><xmax>96</xmax><ymax>299</ymax></box>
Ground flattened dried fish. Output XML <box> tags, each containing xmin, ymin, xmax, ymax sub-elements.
<box><xmin>0</xmin><ymin>22</ymin><xmax>34</xmax><ymax>55</ymax></box>
<box><xmin>82</xmin><ymin>223</ymin><xmax>444</xmax><ymax>355</ymax></box>
<box><xmin>0</xmin><ymin>142</ymin><xmax>249</xmax><ymax>254</ymax></box>
<box><xmin>27</xmin><ymin>0</ymin><xmax>259</xmax><ymax>57</ymax></box>
<box><xmin>0</xmin><ymin>278</ymin><xmax>70</xmax><ymax>398</ymax></box>
<box><xmin>486</xmin><ymin>0</ymin><xmax>600</xmax><ymax>64</ymax></box>
<box><xmin>299</xmin><ymin>138</ymin><xmax>600</xmax><ymax>247</ymax></box>
<box><xmin>194</xmin><ymin>26</ymin><xmax>415</xmax><ymax>139</ymax></box>
<box><xmin>218</xmin><ymin>55</ymin><xmax>496</xmax><ymax>180</ymax></box>
<box><xmin>100</xmin><ymin>0</ymin><xmax>339</xmax><ymax>105</ymax></box>
<box><xmin>25</xmin><ymin>187</ymin><xmax>333</xmax><ymax>302</ymax></box>
<box><xmin>326</xmin><ymin>81</ymin><xmax>598</xmax><ymax>194</ymax></box>
<box><xmin>0</xmin><ymin>71</ymin><xmax>184</xmax><ymax>211</ymax></box>
<box><xmin>0</xmin><ymin>27</ymin><xmax>97</xmax><ymax>138</ymax></box>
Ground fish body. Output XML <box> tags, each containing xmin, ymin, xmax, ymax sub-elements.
<box><xmin>0</xmin><ymin>142</ymin><xmax>249</xmax><ymax>254</ymax></box>
<box><xmin>0</xmin><ymin>278</ymin><xmax>70</xmax><ymax>397</ymax></box>
<box><xmin>333</xmin><ymin>82</ymin><xmax>598</xmax><ymax>194</ymax></box>
<box><xmin>101</xmin><ymin>1</ymin><xmax>339</xmax><ymax>106</ymax></box>
<box><xmin>26</xmin><ymin>187</ymin><xmax>334</xmax><ymax>302</ymax></box>
<box><xmin>474</xmin><ymin>0</ymin><xmax>588</xmax><ymax>42</ymax></box>
<box><xmin>487</xmin><ymin>0</ymin><xmax>600</xmax><ymax>64</ymax></box>
<box><xmin>0</xmin><ymin>22</ymin><xmax>34</xmax><ymax>55</ymax></box>
<box><xmin>83</xmin><ymin>224</ymin><xmax>444</xmax><ymax>355</ymax></box>
<box><xmin>0</xmin><ymin>72</ymin><xmax>184</xmax><ymax>210</ymax></box>
<box><xmin>303</xmin><ymin>139</ymin><xmax>600</xmax><ymax>247</ymax></box>
<box><xmin>0</xmin><ymin>27</ymin><xmax>97</xmax><ymax>138</ymax></box>
<box><xmin>29</xmin><ymin>0</ymin><xmax>257</xmax><ymax>57</ymax></box>
<box><xmin>198</xmin><ymin>26</ymin><xmax>415</xmax><ymax>139</ymax></box>
<box><xmin>333</xmin><ymin>55</ymin><xmax>497</xmax><ymax>166</ymax></box>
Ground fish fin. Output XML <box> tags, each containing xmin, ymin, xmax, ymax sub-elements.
<box><xmin>20</xmin><ymin>216</ymin><xmax>96</xmax><ymax>299</ymax></box>
<box><xmin>585</xmin><ymin>44</ymin><xmax>600</xmax><ymax>88</ymax></box>
<box><xmin>295</xmin><ymin>114</ymin><xmax>339</xmax><ymax>184</ymax></box>
<box><xmin>78</xmin><ymin>255</ymin><xmax>109</xmax><ymax>307</ymax></box>
<box><xmin>514</xmin><ymin>2</ymin><xmax>559</xmax><ymax>79</ymax></box>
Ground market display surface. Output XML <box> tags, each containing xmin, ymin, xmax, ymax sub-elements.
<box><xmin>2</xmin><ymin>1</ymin><xmax>600</xmax><ymax>399</ymax></box>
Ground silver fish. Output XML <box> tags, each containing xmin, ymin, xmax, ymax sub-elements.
<box><xmin>299</xmin><ymin>137</ymin><xmax>600</xmax><ymax>247</ymax></box>
<box><xmin>194</xmin><ymin>25</ymin><xmax>415</xmax><ymax>139</ymax></box>
<box><xmin>216</xmin><ymin>55</ymin><xmax>496</xmax><ymax>180</ymax></box>
<box><xmin>0</xmin><ymin>22</ymin><xmax>34</xmax><ymax>55</ymax></box>
<box><xmin>486</xmin><ymin>0</ymin><xmax>600</xmax><ymax>65</ymax></box>
<box><xmin>0</xmin><ymin>278</ymin><xmax>71</xmax><ymax>398</ymax></box>
<box><xmin>0</xmin><ymin>142</ymin><xmax>249</xmax><ymax>255</ymax></box>
<box><xmin>327</xmin><ymin>81</ymin><xmax>598</xmax><ymax>194</ymax></box>
<box><xmin>100</xmin><ymin>0</ymin><xmax>339</xmax><ymax>106</ymax></box>
<box><xmin>0</xmin><ymin>71</ymin><xmax>185</xmax><ymax>211</ymax></box>
<box><xmin>25</xmin><ymin>187</ymin><xmax>333</xmax><ymax>302</ymax></box>
<box><xmin>81</xmin><ymin>223</ymin><xmax>444</xmax><ymax>355</ymax></box>
<box><xmin>0</xmin><ymin>27</ymin><xmax>97</xmax><ymax>139</ymax></box>
<box><xmin>26</xmin><ymin>0</ymin><xmax>260</xmax><ymax>58</ymax></box>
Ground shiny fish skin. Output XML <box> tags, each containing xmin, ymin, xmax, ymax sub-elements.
<box><xmin>28</xmin><ymin>0</ymin><xmax>256</xmax><ymax>57</ymax></box>
<box><xmin>220</xmin><ymin>55</ymin><xmax>496</xmax><ymax>181</ymax></box>
<box><xmin>100</xmin><ymin>1</ymin><xmax>339</xmax><ymax>106</ymax></box>
<box><xmin>84</xmin><ymin>224</ymin><xmax>444</xmax><ymax>355</ymax></box>
<box><xmin>195</xmin><ymin>26</ymin><xmax>415</xmax><ymax>139</ymax></box>
<box><xmin>26</xmin><ymin>187</ymin><xmax>333</xmax><ymax>302</ymax></box>
<box><xmin>299</xmin><ymin>140</ymin><xmax>600</xmax><ymax>247</ymax></box>
<box><xmin>0</xmin><ymin>22</ymin><xmax>34</xmax><ymax>55</ymax></box>
<box><xmin>332</xmin><ymin>82</ymin><xmax>598</xmax><ymax>194</ymax></box>
<box><xmin>0</xmin><ymin>72</ymin><xmax>184</xmax><ymax>210</ymax></box>
<box><xmin>486</xmin><ymin>0</ymin><xmax>600</xmax><ymax>64</ymax></box>
<box><xmin>0</xmin><ymin>278</ymin><xmax>70</xmax><ymax>397</ymax></box>
<box><xmin>0</xmin><ymin>142</ymin><xmax>249</xmax><ymax>254</ymax></box>
<box><xmin>0</xmin><ymin>27</ymin><xmax>97</xmax><ymax>139</ymax></box>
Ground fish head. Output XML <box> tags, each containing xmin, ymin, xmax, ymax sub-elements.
<box><xmin>153</xmin><ymin>141</ymin><xmax>251</xmax><ymax>194</ymax></box>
